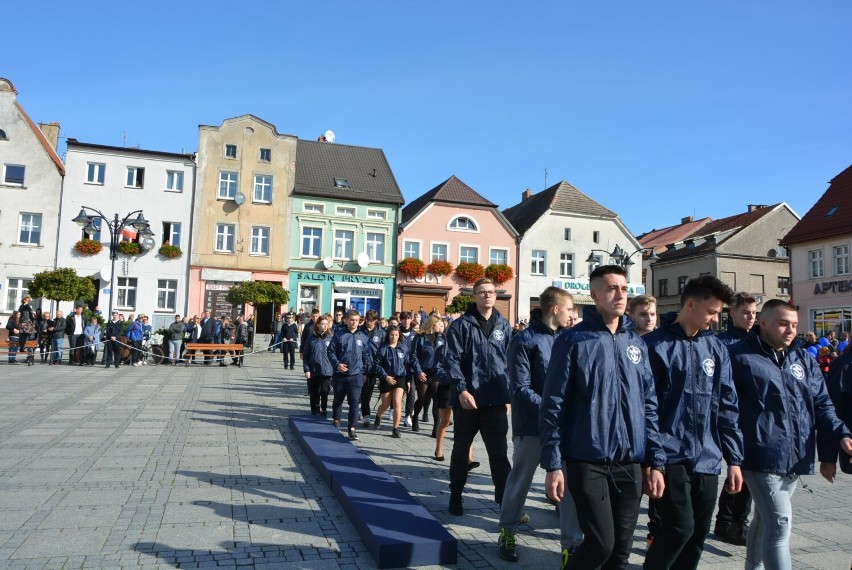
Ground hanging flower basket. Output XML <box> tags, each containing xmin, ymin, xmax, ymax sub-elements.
<box><xmin>158</xmin><ymin>243</ymin><xmax>183</xmax><ymax>259</ymax></box>
<box><xmin>485</xmin><ymin>263</ymin><xmax>514</xmax><ymax>285</ymax></box>
<box><xmin>75</xmin><ymin>239</ymin><xmax>103</xmax><ymax>256</ymax></box>
<box><xmin>398</xmin><ymin>257</ymin><xmax>426</xmax><ymax>279</ymax></box>
<box><xmin>455</xmin><ymin>262</ymin><xmax>485</xmax><ymax>282</ymax></box>
<box><xmin>118</xmin><ymin>241</ymin><xmax>142</xmax><ymax>256</ymax></box>
<box><xmin>426</xmin><ymin>259</ymin><xmax>453</xmax><ymax>276</ymax></box>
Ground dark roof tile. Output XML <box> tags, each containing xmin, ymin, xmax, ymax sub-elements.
<box><xmin>502</xmin><ymin>180</ymin><xmax>616</xmax><ymax>236</ymax></box>
<box><xmin>402</xmin><ymin>175</ymin><xmax>495</xmax><ymax>224</ymax></box>
<box><xmin>781</xmin><ymin>165</ymin><xmax>852</xmax><ymax>245</ymax></box>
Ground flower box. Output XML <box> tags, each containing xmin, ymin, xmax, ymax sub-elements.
<box><xmin>485</xmin><ymin>263</ymin><xmax>514</xmax><ymax>285</ymax></box>
<box><xmin>158</xmin><ymin>243</ymin><xmax>183</xmax><ymax>259</ymax></box>
<box><xmin>426</xmin><ymin>259</ymin><xmax>453</xmax><ymax>276</ymax></box>
<box><xmin>118</xmin><ymin>241</ymin><xmax>142</xmax><ymax>256</ymax></box>
<box><xmin>398</xmin><ymin>257</ymin><xmax>426</xmax><ymax>279</ymax></box>
<box><xmin>455</xmin><ymin>262</ymin><xmax>485</xmax><ymax>282</ymax></box>
<box><xmin>75</xmin><ymin>239</ymin><xmax>103</xmax><ymax>255</ymax></box>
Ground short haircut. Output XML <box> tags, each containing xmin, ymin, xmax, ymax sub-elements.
<box><xmin>589</xmin><ymin>265</ymin><xmax>627</xmax><ymax>283</ymax></box>
<box><xmin>311</xmin><ymin>308</ymin><xmax>320</xmax><ymax>315</ymax></box>
<box><xmin>346</xmin><ymin>309</ymin><xmax>361</xmax><ymax>319</ymax></box>
<box><xmin>365</xmin><ymin>309</ymin><xmax>378</xmax><ymax>320</ymax></box>
<box><xmin>628</xmin><ymin>295</ymin><xmax>657</xmax><ymax>312</ymax></box>
<box><xmin>761</xmin><ymin>299</ymin><xmax>798</xmax><ymax>316</ymax></box>
<box><xmin>399</xmin><ymin>311</ymin><xmax>412</xmax><ymax>319</ymax></box>
<box><xmin>679</xmin><ymin>275</ymin><xmax>735</xmax><ymax>307</ymax></box>
<box><xmin>539</xmin><ymin>286</ymin><xmax>573</xmax><ymax>312</ymax></box>
<box><xmin>731</xmin><ymin>292</ymin><xmax>757</xmax><ymax>309</ymax></box>
<box><xmin>473</xmin><ymin>277</ymin><xmax>495</xmax><ymax>292</ymax></box>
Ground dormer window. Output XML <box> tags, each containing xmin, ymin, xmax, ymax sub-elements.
<box><xmin>827</xmin><ymin>206</ymin><xmax>840</xmax><ymax>216</ymax></box>
<box><xmin>449</xmin><ymin>215</ymin><xmax>478</xmax><ymax>231</ymax></box>
<box><xmin>334</xmin><ymin>178</ymin><xmax>350</xmax><ymax>189</ymax></box>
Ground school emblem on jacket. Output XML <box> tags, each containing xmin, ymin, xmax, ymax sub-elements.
<box><xmin>324</xmin><ymin>340</ymin><xmax>331</xmax><ymax>347</ymax></box>
<box><xmin>372</xmin><ymin>335</ymin><xmax>381</xmax><ymax>343</ymax></box>
<box><xmin>790</xmin><ymin>363</ymin><xmax>805</xmax><ymax>380</ymax></box>
<box><xmin>493</xmin><ymin>330</ymin><xmax>505</xmax><ymax>341</ymax></box>
<box><xmin>356</xmin><ymin>339</ymin><xmax>363</xmax><ymax>347</ymax></box>
<box><xmin>702</xmin><ymin>358</ymin><xmax>715</xmax><ymax>376</ymax></box>
<box><xmin>397</xmin><ymin>350</ymin><xmax>404</xmax><ymax>359</ymax></box>
<box><xmin>626</xmin><ymin>345</ymin><xmax>641</xmax><ymax>364</ymax></box>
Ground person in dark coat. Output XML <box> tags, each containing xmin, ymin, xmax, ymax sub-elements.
<box><xmin>49</xmin><ymin>310</ymin><xmax>66</xmax><ymax>365</ymax></box>
<box><xmin>104</xmin><ymin>311</ymin><xmax>123</xmax><ymax>368</ymax></box>
<box><xmin>327</xmin><ymin>309</ymin><xmax>373</xmax><ymax>440</ymax></box>
<box><xmin>281</xmin><ymin>313</ymin><xmax>299</xmax><ymax>370</ymax></box>
<box><xmin>372</xmin><ymin>326</ymin><xmax>411</xmax><ymax>438</ymax></box>
<box><xmin>303</xmin><ymin>316</ymin><xmax>333</xmax><ymax>415</ymax></box>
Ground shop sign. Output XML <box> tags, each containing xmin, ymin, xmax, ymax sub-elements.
<box><xmin>404</xmin><ymin>273</ymin><xmax>445</xmax><ymax>284</ymax></box>
<box><xmin>814</xmin><ymin>279</ymin><xmax>852</xmax><ymax>295</ymax></box>
<box><xmin>296</xmin><ymin>272</ymin><xmax>387</xmax><ymax>284</ymax></box>
<box><xmin>553</xmin><ymin>279</ymin><xmax>645</xmax><ymax>296</ymax></box>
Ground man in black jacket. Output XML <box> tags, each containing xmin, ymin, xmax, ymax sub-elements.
<box><xmin>67</xmin><ymin>305</ymin><xmax>86</xmax><ymax>365</ymax></box>
<box><xmin>282</xmin><ymin>312</ymin><xmax>299</xmax><ymax>370</ymax></box>
<box><xmin>104</xmin><ymin>311</ymin><xmax>123</xmax><ymax>368</ymax></box>
<box><xmin>49</xmin><ymin>310</ymin><xmax>66</xmax><ymax>365</ymax></box>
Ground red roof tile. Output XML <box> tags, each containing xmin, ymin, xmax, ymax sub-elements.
<box><xmin>780</xmin><ymin>165</ymin><xmax>852</xmax><ymax>245</ymax></box>
<box><xmin>638</xmin><ymin>217</ymin><xmax>713</xmax><ymax>253</ymax></box>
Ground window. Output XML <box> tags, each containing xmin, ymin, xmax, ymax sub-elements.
<box><xmin>224</xmin><ymin>144</ymin><xmax>237</xmax><ymax>158</ymax></box>
<box><xmin>449</xmin><ymin>216</ymin><xmax>478</xmax><ymax>231</ymax></box>
<box><xmin>82</xmin><ymin>218</ymin><xmax>102</xmax><ymax>242</ymax></box>
<box><xmin>86</xmin><ymin>162</ymin><xmax>105</xmax><ymax>184</ymax></box>
<box><xmin>460</xmin><ymin>246</ymin><xmax>479</xmax><ymax>264</ymax></box>
<box><xmin>301</xmin><ymin>227</ymin><xmax>322</xmax><ymax>257</ymax></box>
<box><xmin>366</xmin><ymin>233</ymin><xmax>385</xmax><ymax>263</ymax></box>
<box><xmin>811</xmin><ymin>307</ymin><xmax>852</xmax><ymax>338</ymax></box>
<box><xmin>403</xmin><ymin>241</ymin><xmax>421</xmax><ymax>259</ymax></box>
<box><xmin>0</xmin><ymin>129</ymin><xmax>7</xmax><ymax>140</ymax></box>
<box><xmin>778</xmin><ymin>276</ymin><xmax>790</xmax><ymax>295</ymax></box>
<box><xmin>215</xmin><ymin>223</ymin><xmax>235</xmax><ymax>253</ymax></box>
<box><xmin>18</xmin><ymin>213</ymin><xmax>41</xmax><ymax>245</ymax></box>
<box><xmin>678</xmin><ymin>276</ymin><xmax>688</xmax><ymax>294</ymax></box>
<box><xmin>337</xmin><ymin>206</ymin><xmax>355</xmax><ymax>217</ymax></box>
<box><xmin>3</xmin><ymin>164</ymin><xmax>25</xmax><ymax>186</ymax></box>
<box><xmin>593</xmin><ymin>231</ymin><xmax>600</xmax><ymax>244</ymax></box>
<box><xmin>658</xmin><ymin>279</ymin><xmax>669</xmax><ymax>297</ymax></box>
<box><xmin>367</xmin><ymin>210</ymin><xmax>387</xmax><ymax>220</ymax></box>
<box><xmin>126</xmin><ymin>166</ymin><xmax>145</xmax><ymax>188</ymax></box>
<box><xmin>560</xmin><ymin>253</ymin><xmax>574</xmax><ymax>278</ymax></box>
<box><xmin>6</xmin><ymin>278</ymin><xmax>32</xmax><ymax>311</ymax></box>
<box><xmin>334</xmin><ymin>178</ymin><xmax>350</xmax><ymax>189</ymax></box>
<box><xmin>431</xmin><ymin>243</ymin><xmax>448</xmax><ymax>261</ymax></box>
<box><xmin>251</xmin><ymin>226</ymin><xmax>270</xmax><ymax>255</ymax></box>
<box><xmin>531</xmin><ymin>250</ymin><xmax>546</xmax><ymax>275</ymax></box>
<box><xmin>254</xmin><ymin>175</ymin><xmax>272</xmax><ymax>203</ymax></box>
<box><xmin>163</xmin><ymin>222</ymin><xmax>181</xmax><ymax>247</ymax></box>
<box><xmin>218</xmin><ymin>171</ymin><xmax>238</xmax><ymax>199</ymax></box>
<box><xmin>115</xmin><ymin>277</ymin><xmax>137</xmax><ymax>309</ymax></box>
<box><xmin>834</xmin><ymin>244</ymin><xmax>850</xmax><ymax>275</ymax></box>
<box><xmin>809</xmin><ymin>249</ymin><xmax>824</xmax><ymax>278</ymax></box>
<box><xmin>334</xmin><ymin>229</ymin><xmax>354</xmax><ymax>259</ymax></box>
<box><xmin>304</xmin><ymin>203</ymin><xmax>324</xmax><ymax>214</ymax></box>
<box><xmin>157</xmin><ymin>279</ymin><xmax>178</xmax><ymax>311</ymax></box>
<box><xmin>259</xmin><ymin>148</ymin><xmax>271</xmax><ymax>162</ymax></box>
<box><xmin>490</xmin><ymin>248</ymin><xmax>508</xmax><ymax>266</ymax></box>
<box><xmin>827</xmin><ymin>206</ymin><xmax>840</xmax><ymax>217</ymax></box>
<box><xmin>564</xmin><ymin>228</ymin><xmax>572</xmax><ymax>241</ymax></box>
<box><xmin>165</xmin><ymin>170</ymin><xmax>184</xmax><ymax>192</ymax></box>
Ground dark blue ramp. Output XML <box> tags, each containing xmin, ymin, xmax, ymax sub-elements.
<box><xmin>289</xmin><ymin>415</ymin><xmax>457</xmax><ymax>568</ymax></box>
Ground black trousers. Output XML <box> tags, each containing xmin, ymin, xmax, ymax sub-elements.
<box><xmin>282</xmin><ymin>342</ymin><xmax>295</xmax><ymax>367</ymax></box>
<box><xmin>69</xmin><ymin>334</ymin><xmax>85</xmax><ymax>364</ymax></box>
<box><xmin>449</xmin><ymin>405</ymin><xmax>510</xmax><ymax>503</ymax></box>
<box><xmin>565</xmin><ymin>462</ymin><xmax>642</xmax><ymax>570</ymax></box>
<box><xmin>104</xmin><ymin>340</ymin><xmax>121</xmax><ymax>367</ymax></box>
<box><xmin>308</xmin><ymin>375</ymin><xmax>331</xmax><ymax>414</ymax></box>
<box><xmin>644</xmin><ymin>465</ymin><xmax>719</xmax><ymax>569</ymax></box>
<box><xmin>715</xmin><ymin>482</ymin><xmax>752</xmax><ymax>529</ymax></box>
<box><xmin>360</xmin><ymin>374</ymin><xmax>378</xmax><ymax>418</ymax></box>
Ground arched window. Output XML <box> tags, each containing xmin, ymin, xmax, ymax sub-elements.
<box><xmin>448</xmin><ymin>215</ymin><xmax>478</xmax><ymax>232</ymax></box>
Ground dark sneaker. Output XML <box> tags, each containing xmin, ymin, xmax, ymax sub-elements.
<box><xmin>498</xmin><ymin>528</ymin><xmax>518</xmax><ymax>562</ymax></box>
<box><xmin>714</xmin><ymin>524</ymin><xmax>747</xmax><ymax>546</ymax></box>
<box><xmin>411</xmin><ymin>417</ymin><xmax>420</xmax><ymax>432</ymax></box>
<box><xmin>374</xmin><ymin>417</ymin><xmax>382</xmax><ymax>430</ymax></box>
<box><xmin>561</xmin><ymin>547</ymin><xmax>573</xmax><ymax>569</ymax></box>
<box><xmin>392</xmin><ymin>428</ymin><xmax>401</xmax><ymax>438</ymax></box>
<box><xmin>348</xmin><ymin>428</ymin><xmax>358</xmax><ymax>441</ymax></box>
<box><xmin>448</xmin><ymin>496</ymin><xmax>463</xmax><ymax>516</ymax></box>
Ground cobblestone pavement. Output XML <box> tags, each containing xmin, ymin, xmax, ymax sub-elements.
<box><xmin>1</xmin><ymin>352</ymin><xmax>851</xmax><ymax>569</ymax></box>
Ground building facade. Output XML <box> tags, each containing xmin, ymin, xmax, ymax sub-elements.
<box><xmin>189</xmin><ymin>115</ymin><xmax>297</xmax><ymax>332</ymax></box>
<box><xmin>397</xmin><ymin>176</ymin><xmax>518</xmax><ymax>321</ymax></box>
<box><xmin>503</xmin><ymin>181</ymin><xmax>643</xmax><ymax>320</ymax></box>
<box><xmin>781</xmin><ymin>165</ymin><xmax>852</xmax><ymax>336</ymax></box>
<box><xmin>288</xmin><ymin>139</ymin><xmax>403</xmax><ymax>317</ymax></box>
<box><xmin>59</xmin><ymin>139</ymin><xmax>196</xmax><ymax>330</ymax></box>
<box><xmin>0</xmin><ymin>78</ymin><xmax>65</xmax><ymax>326</ymax></box>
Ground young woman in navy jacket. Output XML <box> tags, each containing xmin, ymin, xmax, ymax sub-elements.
<box><xmin>303</xmin><ymin>316</ymin><xmax>333</xmax><ymax>416</ymax></box>
<box><xmin>373</xmin><ymin>326</ymin><xmax>411</xmax><ymax>438</ymax></box>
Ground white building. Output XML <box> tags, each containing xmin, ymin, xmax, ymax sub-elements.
<box><xmin>58</xmin><ymin>139</ymin><xmax>196</xmax><ymax>331</ymax></box>
<box><xmin>503</xmin><ymin>181</ymin><xmax>644</xmax><ymax>320</ymax></box>
<box><xmin>0</xmin><ymin>78</ymin><xmax>65</xmax><ymax>323</ymax></box>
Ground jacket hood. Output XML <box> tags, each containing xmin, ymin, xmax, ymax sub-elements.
<box><xmin>659</xmin><ymin>311</ymin><xmax>679</xmax><ymax>327</ymax></box>
<box><xmin>661</xmin><ymin>320</ymin><xmax>716</xmax><ymax>341</ymax></box>
<box><xmin>464</xmin><ymin>302</ymin><xmax>502</xmax><ymax>321</ymax></box>
<box><xmin>581</xmin><ymin>305</ymin><xmax>635</xmax><ymax>334</ymax></box>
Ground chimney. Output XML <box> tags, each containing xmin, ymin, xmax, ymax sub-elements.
<box><xmin>747</xmin><ymin>204</ymin><xmax>767</xmax><ymax>212</ymax></box>
<box><xmin>522</xmin><ymin>189</ymin><xmax>534</xmax><ymax>201</ymax></box>
<box><xmin>38</xmin><ymin>122</ymin><xmax>60</xmax><ymax>150</ymax></box>
<box><xmin>681</xmin><ymin>216</ymin><xmax>693</xmax><ymax>224</ymax></box>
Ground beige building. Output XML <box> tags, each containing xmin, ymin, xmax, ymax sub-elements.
<box><xmin>649</xmin><ymin>203</ymin><xmax>800</xmax><ymax>321</ymax></box>
<box><xmin>189</xmin><ymin>115</ymin><xmax>297</xmax><ymax>331</ymax></box>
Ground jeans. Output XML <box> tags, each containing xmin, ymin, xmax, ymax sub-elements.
<box><xmin>169</xmin><ymin>340</ymin><xmax>182</xmax><ymax>364</ymax></box>
<box><xmin>644</xmin><ymin>465</ymin><xmax>718</xmax><ymax>569</ymax></box>
<box><xmin>332</xmin><ymin>374</ymin><xmax>363</xmax><ymax>428</ymax></box>
<box><xmin>743</xmin><ymin>470</ymin><xmax>798</xmax><ymax>570</ymax></box>
<box><xmin>8</xmin><ymin>336</ymin><xmax>18</xmax><ymax>362</ymax></box>
<box><xmin>449</xmin><ymin>405</ymin><xmax>511</xmax><ymax>503</ymax></box>
<box><xmin>566</xmin><ymin>462</ymin><xmax>642</xmax><ymax>569</ymax></box>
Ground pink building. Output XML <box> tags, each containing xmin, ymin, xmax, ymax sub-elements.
<box><xmin>396</xmin><ymin>176</ymin><xmax>518</xmax><ymax>322</ymax></box>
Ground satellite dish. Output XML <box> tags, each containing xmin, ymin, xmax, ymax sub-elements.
<box><xmin>99</xmin><ymin>264</ymin><xmax>112</xmax><ymax>281</ymax></box>
<box><xmin>324</xmin><ymin>130</ymin><xmax>336</xmax><ymax>143</ymax></box>
<box><xmin>323</xmin><ymin>256</ymin><xmax>334</xmax><ymax>269</ymax></box>
<box><xmin>357</xmin><ymin>252</ymin><xmax>370</xmax><ymax>269</ymax></box>
<box><xmin>234</xmin><ymin>192</ymin><xmax>246</xmax><ymax>206</ymax></box>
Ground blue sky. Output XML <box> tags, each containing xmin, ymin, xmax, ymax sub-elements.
<box><xmin>6</xmin><ymin>1</ymin><xmax>851</xmax><ymax>235</ymax></box>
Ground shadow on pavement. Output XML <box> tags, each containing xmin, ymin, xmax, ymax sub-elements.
<box><xmin>135</xmin><ymin>540</ymin><xmax>344</xmax><ymax>567</ymax></box>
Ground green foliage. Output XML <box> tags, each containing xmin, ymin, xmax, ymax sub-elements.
<box><xmin>446</xmin><ymin>294</ymin><xmax>473</xmax><ymax>315</ymax></box>
<box><xmin>226</xmin><ymin>281</ymin><xmax>289</xmax><ymax>308</ymax></box>
<box><xmin>82</xmin><ymin>308</ymin><xmax>105</xmax><ymax>327</ymax></box>
<box><xmin>28</xmin><ymin>268</ymin><xmax>96</xmax><ymax>303</ymax></box>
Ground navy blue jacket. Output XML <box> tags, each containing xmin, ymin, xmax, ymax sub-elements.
<box><xmin>444</xmin><ymin>304</ymin><xmax>511</xmax><ymax>408</ymax></box>
<box><xmin>540</xmin><ymin>306</ymin><xmax>666</xmax><ymax>470</ymax></box>
<box><xmin>508</xmin><ymin>316</ymin><xmax>558</xmax><ymax>438</ymax></box>
<box><xmin>359</xmin><ymin>324</ymin><xmax>386</xmax><ymax>369</ymax></box>
<box><xmin>410</xmin><ymin>333</ymin><xmax>449</xmax><ymax>385</ymax></box>
<box><xmin>717</xmin><ymin>324</ymin><xmax>749</xmax><ymax>346</ymax></box>
<box><xmin>644</xmin><ymin>322</ymin><xmax>744</xmax><ymax>474</ymax></box>
<box><xmin>327</xmin><ymin>326</ymin><xmax>373</xmax><ymax>378</ymax></box>
<box><xmin>818</xmin><ymin>351</ymin><xmax>852</xmax><ymax>473</ymax></box>
<box><xmin>303</xmin><ymin>332</ymin><xmax>333</xmax><ymax>377</ymax></box>
<box><xmin>730</xmin><ymin>329</ymin><xmax>852</xmax><ymax>475</ymax></box>
<box><xmin>374</xmin><ymin>342</ymin><xmax>411</xmax><ymax>379</ymax></box>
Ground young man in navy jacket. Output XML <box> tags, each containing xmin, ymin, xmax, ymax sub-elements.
<box><xmin>327</xmin><ymin>309</ymin><xmax>373</xmax><ymax>440</ymax></box>
<box><xmin>643</xmin><ymin>276</ymin><xmax>745</xmax><ymax>569</ymax></box>
<box><xmin>540</xmin><ymin>265</ymin><xmax>666</xmax><ymax>569</ymax></box>
<box><xmin>444</xmin><ymin>277</ymin><xmax>512</xmax><ymax>516</ymax></box>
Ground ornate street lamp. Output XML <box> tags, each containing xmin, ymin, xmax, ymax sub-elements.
<box><xmin>586</xmin><ymin>244</ymin><xmax>659</xmax><ymax>269</ymax></box>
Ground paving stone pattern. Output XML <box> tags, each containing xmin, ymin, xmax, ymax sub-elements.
<box><xmin>1</xmin><ymin>353</ymin><xmax>851</xmax><ymax>569</ymax></box>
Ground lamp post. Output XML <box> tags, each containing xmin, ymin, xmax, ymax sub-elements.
<box><xmin>72</xmin><ymin>207</ymin><xmax>154</xmax><ymax>316</ymax></box>
<box><xmin>586</xmin><ymin>244</ymin><xmax>659</xmax><ymax>270</ymax></box>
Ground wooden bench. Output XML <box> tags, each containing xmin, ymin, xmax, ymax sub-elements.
<box><xmin>0</xmin><ymin>339</ymin><xmax>40</xmax><ymax>360</ymax></box>
<box><xmin>289</xmin><ymin>415</ymin><xmax>457</xmax><ymax>568</ymax></box>
<box><xmin>183</xmin><ymin>342</ymin><xmax>244</xmax><ymax>365</ymax></box>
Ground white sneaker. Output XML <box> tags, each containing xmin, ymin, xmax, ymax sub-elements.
<box><xmin>404</xmin><ymin>415</ymin><xmax>412</xmax><ymax>427</ymax></box>
<box><xmin>141</xmin><ymin>360</ymin><xmax>147</xmax><ymax>365</ymax></box>
<box><xmin>361</xmin><ymin>415</ymin><xmax>372</xmax><ymax>427</ymax></box>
